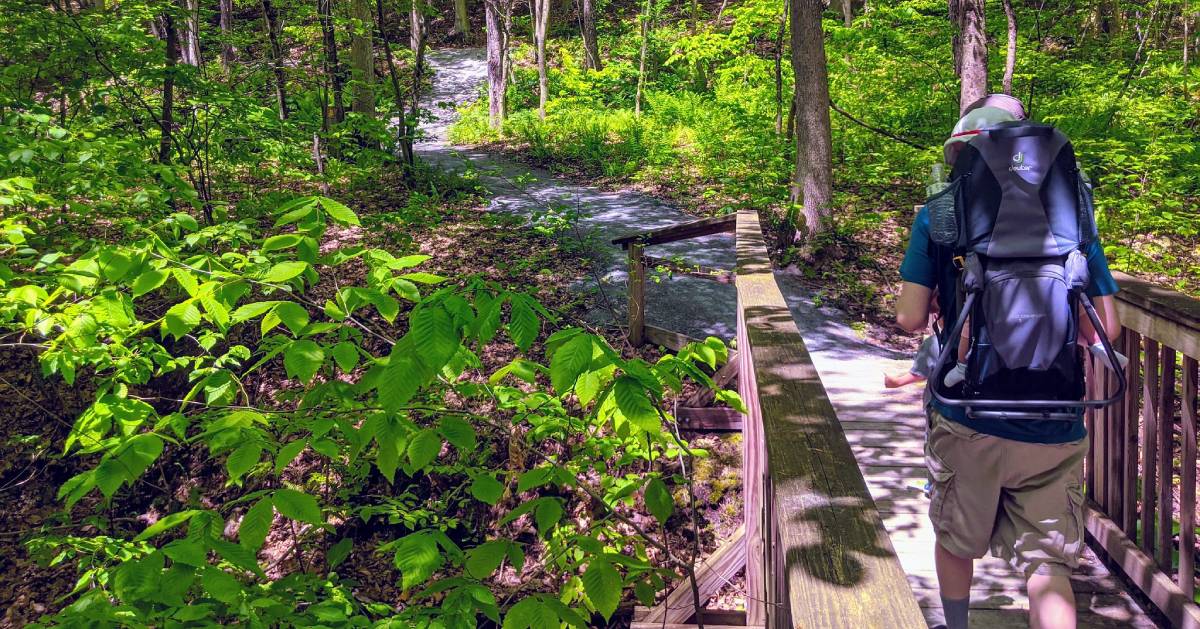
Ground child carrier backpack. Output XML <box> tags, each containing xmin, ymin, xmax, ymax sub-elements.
<box><xmin>925</xmin><ymin>121</ymin><xmax>1127</xmax><ymax>421</ymax></box>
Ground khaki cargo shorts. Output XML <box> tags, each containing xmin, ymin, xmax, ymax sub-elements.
<box><xmin>925</xmin><ymin>411</ymin><xmax>1088</xmax><ymax>578</ymax></box>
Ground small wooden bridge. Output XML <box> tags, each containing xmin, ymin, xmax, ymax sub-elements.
<box><xmin>612</xmin><ymin>209</ymin><xmax>1200</xmax><ymax>628</ymax></box>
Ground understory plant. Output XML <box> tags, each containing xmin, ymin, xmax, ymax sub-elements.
<box><xmin>1</xmin><ymin>187</ymin><xmax>741</xmax><ymax>626</ymax></box>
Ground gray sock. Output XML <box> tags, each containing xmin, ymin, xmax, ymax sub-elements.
<box><xmin>941</xmin><ymin>596</ymin><xmax>970</xmax><ymax>629</ymax></box>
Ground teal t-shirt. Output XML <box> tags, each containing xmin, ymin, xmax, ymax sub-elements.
<box><xmin>900</xmin><ymin>206</ymin><xmax>1119</xmax><ymax>444</ymax></box>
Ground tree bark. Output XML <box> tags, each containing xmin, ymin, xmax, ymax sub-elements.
<box><xmin>774</xmin><ymin>0</ymin><xmax>787</xmax><ymax>134</ymax></box>
<box><xmin>838</xmin><ymin>0</ymin><xmax>852</xmax><ymax>27</ymax></box>
<box><xmin>159</xmin><ymin>9</ymin><xmax>178</xmax><ymax>164</ymax></box>
<box><xmin>350</xmin><ymin>0</ymin><xmax>375</xmax><ymax>116</ymax></box>
<box><xmin>531</xmin><ymin>0</ymin><xmax>550</xmax><ymax>118</ymax></box>
<box><xmin>789</xmin><ymin>0</ymin><xmax>833</xmax><ymax>242</ymax></box>
<box><xmin>377</xmin><ymin>0</ymin><xmax>414</xmax><ymax>164</ymax></box>
<box><xmin>580</xmin><ymin>0</ymin><xmax>601</xmax><ymax>70</ymax></box>
<box><xmin>219</xmin><ymin>0</ymin><xmax>234</xmax><ymax>71</ymax></box>
<box><xmin>453</xmin><ymin>0</ymin><xmax>470</xmax><ymax>37</ymax></box>
<box><xmin>949</xmin><ymin>0</ymin><xmax>988</xmax><ymax>112</ymax></box>
<box><xmin>1002</xmin><ymin>0</ymin><xmax>1017</xmax><ymax>95</ymax></box>
<box><xmin>181</xmin><ymin>0</ymin><xmax>202</xmax><ymax>66</ymax></box>
<box><xmin>318</xmin><ymin>0</ymin><xmax>346</xmax><ymax>124</ymax></box>
<box><xmin>484</xmin><ymin>0</ymin><xmax>510</xmax><ymax>128</ymax></box>
<box><xmin>262</xmin><ymin>0</ymin><xmax>289</xmax><ymax>119</ymax></box>
<box><xmin>635</xmin><ymin>0</ymin><xmax>649</xmax><ymax>116</ymax></box>
<box><xmin>410</xmin><ymin>0</ymin><xmax>427</xmax><ymax>139</ymax></box>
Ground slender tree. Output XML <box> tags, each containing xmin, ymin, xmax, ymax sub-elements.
<box><xmin>410</xmin><ymin>0</ymin><xmax>427</xmax><ymax>137</ymax></box>
<box><xmin>484</xmin><ymin>0</ymin><xmax>510</xmax><ymax>128</ymax></box>
<box><xmin>262</xmin><ymin>0</ymin><xmax>289</xmax><ymax>119</ymax></box>
<box><xmin>579</xmin><ymin>0</ymin><xmax>601</xmax><ymax>70</ymax></box>
<box><xmin>318</xmin><ymin>0</ymin><xmax>346</xmax><ymax>124</ymax></box>
<box><xmin>182</xmin><ymin>0</ymin><xmax>202</xmax><ymax>66</ymax></box>
<box><xmin>350</xmin><ymin>0</ymin><xmax>376</xmax><ymax>116</ymax></box>
<box><xmin>949</xmin><ymin>0</ymin><xmax>988</xmax><ymax>111</ymax></box>
<box><xmin>1001</xmin><ymin>0</ymin><xmax>1017</xmax><ymax>95</ymax></box>
<box><xmin>159</xmin><ymin>8</ymin><xmax>178</xmax><ymax>164</ymax></box>
<box><xmin>531</xmin><ymin>0</ymin><xmax>550</xmax><ymax>118</ymax></box>
<box><xmin>219</xmin><ymin>0</ymin><xmax>235</xmax><ymax>71</ymax></box>
<box><xmin>376</xmin><ymin>0</ymin><xmax>413</xmax><ymax>164</ymax></box>
<box><xmin>773</xmin><ymin>0</ymin><xmax>788</xmax><ymax>134</ymax></box>
<box><xmin>453</xmin><ymin>0</ymin><xmax>470</xmax><ymax>37</ymax></box>
<box><xmin>789</xmin><ymin>0</ymin><xmax>833</xmax><ymax>242</ymax></box>
<box><xmin>634</xmin><ymin>0</ymin><xmax>651</xmax><ymax>115</ymax></box>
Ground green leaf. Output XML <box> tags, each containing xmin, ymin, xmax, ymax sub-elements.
<box><xmin>273</xmin><ymin>488</ymin><xmax>323</xmax><ymax>526</ymax></box>
<box><xmin>439</xmin><ymin>416</ymin><xmax>476</xmax><ymax>452</ymax></box>
<box><xmin>327</xmin><ymin>538</ymin><xmax>353</xmax><ymax>568</ymax></box>
<box><xmin>262</xmin><ymin>261</ymin><xmax>308</xmax><ymax>283</ymax></box>
<box><xmin>331</xmin><ymin>342</ymin><xmax>359</xmax><ymax>373</ymax></box>
<box><xmin>385</xmin><ymin>254</ymin><xmax>430</xmax><ymax>270</ymax></box>
<box><xmin>582</xmin><ymin>560</ymin><xmax>622</xmax><ymax>621</ymax></box>
<box><xmin>283</xmin><ymin>340</ymin><xmax>324</xmax><ymax>384</ymax></box>
<box><xmin>466</xmin><ymin>540</ymin><xmax>510</xmax><ymax>579</ymax></box>
<box><xmin>644</xmin><ymin>477</ymin><xmax>674</xmax><ymax>524</ymax></box>
<box><xmin>273</xmin><ymin>302</ymin><xmax>310</xmax><ymax>335</ymax></box>
<box><xmin>411</xmin><ymin>305</ymin><xmax>457</xmax><ymax>370</ymax></box>
<box><xmin>230</xmin><ymin>301</ymin><xmax>278</xmax><ymax>325</ymax></box>
<box><xmin>239</xmin><ymin>497</ymin><xmax>274</xmax><ymax>551</ymax></box>
<box><xmin>378</xmin><ymin>349</ymin><xmax>423</xmax><ymax>411</ymax></box>
<box><xmin>550</xmin><ymin>333</ymin><xmax>593</xmax><ymax>395</ymax></box>
<box><xmin>507</xmin><ymin>298</ymin><xmax>539</xmax><ymax>351</ymax></box>
<box><xmin>317</xmin><ymin>197</ymin><xmax>360</xmax><ymax>226</ymax></box>
<box><xmin>406</xmin><ymin>429</ymin><xmax>441</xmax><ymax>471</ymax></box>
<box><xmin>274</xmin><ymin>440</ymin><xmax>306</xmax><ymax>473</ymax></box>
<box><xmin>534</xmin><ymin>499</ymin><xmax>563</xmax><ymax>536</ymax></box>
<box><xmin>503</xmin><ymin>597</ymin><xmax>557</xmax><ymax>629</ymax></box>
<box><xmin>163</xmin><ymin>300</ymin><xmax>201</xmax><ymax>340</ymax></box>
<box><xmin>162</xmin><ymin>539</ymin><xmax>207</xmax><ymax>567</ymax></box>
<box><xmin>202</xmin><ymin>566</ymin><xmax>243</xmax><ymax>604</ymax></box>
<box><xmin>400</xmin><ymin>272</ymin><xmax>447</xmax><ymax>285</ymax></box>
<box><xmin>274</xmin><ymin>198</ymin><xmax>317</xmax><ymax>227</ymax></box>
<box><xmin>131</xmin><ymin>269</ymin><xmax>169</xmax><ymax>298</ymax></box>
<box><xmin>134</xmin><ymin>509</ymin><xmax>201</xmax><ymax>541</ymax></box>
<box><xmin>470</xmin><ymin>474</ymin><xmax>504</xmax><ymax>505</ymax></box>
<box><xmin>262</xmin><ymin>233</ymin><xmax>303</xmax><ymax>252</ymax></box>
<box><xmin>517</xmin><ymin>466</ymin><xmax>555</xmax><ymax>493</ymax></box>
<box><xmin>392</xmin><ymin>532</ymin><xmax>442</xmax><ymax>590</ymax></box>
<box><xmin>614</xmin><ymin>376</ymin><xmax>660</xmax><ymax>433</ymax></box>
<box><xmin>226</xmin><ymin>442</ymin><xmax>262</xmax><ymax>482</ymax></box>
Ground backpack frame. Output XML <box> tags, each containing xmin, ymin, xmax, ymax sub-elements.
<box><xmin>924</xmin><ymin>122</ymin><xmax>1127</xmax><ymax>421</ymax></box>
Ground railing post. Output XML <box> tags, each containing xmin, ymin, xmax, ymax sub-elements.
<box><xmin>737</xmin><ymin>302</ymin><xmax>767</xmax><ymax>625</ymax></box>
<box><xmin>627</xmin><ymin>243</ymin><xmax>646</xmax><ymax>346</ymax></box>
<box><xmin>1180</xmin><ymin>356</ymin><xmax>1197</xmax><ymax>600</ymax></box>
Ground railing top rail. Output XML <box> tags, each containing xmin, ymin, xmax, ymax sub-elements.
<box><xmin>1112</xmin><ymin>271</ymin><xmax>1200</xmax><ymax>359</ymax></box>
<box><xmin>611</xmin><ymin>213</ymin><xmax>735</xmax><ymax>248</ymax></box>
<box><xmin>734</xmin><ymin>208</ymin><xmax>925</xmax><ymax>628</ymax></box>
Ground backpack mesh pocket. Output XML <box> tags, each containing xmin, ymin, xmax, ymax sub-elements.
<box><xmin>1076</xmin><ymin>172</ymin><xmax>1099</xmax><ymax>244</ymax></box>
<box><xmin>926</xmin><ymin>178</ymin><xmax>959</xmax><ymax>247</ymax></box>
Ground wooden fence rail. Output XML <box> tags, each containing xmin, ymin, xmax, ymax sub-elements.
<box><xmin>1085</xmin><ymin>271</ymin><xmax>1200</xmax><ymax>628</ymax></box>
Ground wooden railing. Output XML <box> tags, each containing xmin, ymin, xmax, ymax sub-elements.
<box><xmin>615</xmin><ymin>210</ymin><xmax>925</xmax><ymax>627</ymax></box>
<box><xmin>734</xmin><ymin>208</ymin><xmax>925</xmax><ymax>628</ymax></box>
<box><xmin>1084</xmin><ymin>271</ymin><xmax>1200</xmax><ymax>628</ymax></box>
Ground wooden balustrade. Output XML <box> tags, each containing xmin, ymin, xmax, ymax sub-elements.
<box><xmin>1085</xmin><ymin>271</ymin><xmax>1200</xmax><ymax>628</ymax></box>
<box><xmin>734</xmin><ymin>208</ymin><xmax>925</xmax><ymax>628</ymax></box>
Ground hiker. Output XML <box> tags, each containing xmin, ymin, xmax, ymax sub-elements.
<box><xmin>895</xmin><ymin>94</ymin><xmax>1124</xmax><ymax>629</ymax></box>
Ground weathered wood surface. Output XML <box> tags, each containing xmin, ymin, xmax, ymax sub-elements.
<box><xmin>644</xmin><ymin>324</ymin><xmax>701</xmax><ymax>352</ymax></box>
<box><xmin>676</xmin><ymin>406</ymin><xmax>743</xmax><ymax>432</ymax></box>
<box><xmin>642</xmin><ymin>526</ymin><xmax>746</xmax><ymax>624</ymax></box>
<box><xmin>628</xmin><ymin>243</ymin><xmax>646</xmax><ymax>346</ymax></box>
<box><xmin>682</xmin><ymin>354</ymin><xmax>739</xmax><ymax>407</ymax></box>
<box><xmin>643</xmin><ymin>254</ymin><xmax>735</xmax><ymax>284</ymax></box>
<box><xmin>1113</xmin><ymin>271</ymin><xmax>1200</xmax><ymax>359</ymax></box>
<box><xmin>612</xmin><ymin>213</ymin><xmax>736</xmax><ymax>248</ymax></box>
<box><xmin>734</xmin><ymin>208</ymin><xmax>925</xmax><ymax>629</ymax></box>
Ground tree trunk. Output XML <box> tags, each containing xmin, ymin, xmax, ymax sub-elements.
<box><xmin>484</xmin><ymin>0</ymin><xmax>509</xmax><ymax>128</ymax></box>
<box><xmin>350</xmin><ymin>0</ymin><xmax>376</xmax><ymax>116</ymax></box>
<box><xmin>410</xmin><ymin>0</ymin><xmax>427</xmax><ymax>138</ymax></box>
<box><xmin>318</xmin><ymin>0</ymin><xmax>345</xmax><ymax>123</ymax></box>
<box><xmin>1001</xmin><ymin>0</ymin><xmax>1016</xmax><ymax>95</ymax></box>
<box><xmin>839</xmin><ymin>0</ymin><xmax>852</xmax><ymax>27</ymax></box>
<box><xmin>453</xmin><ymin>0</ymin><xmax>470</xmax><ymax>37</ymax></box>
<box><xmin>774</xmin><ymin>0</ymin><xmax>787</xmax><ymax>134</ymax></box>
<box><xmin>377</xmin><ymin>0</ymin><xmax>414</xmax><ymax>164</ymax></box>
<box><xmin>219</xmin><ymin>0</ymin><xmax>234</xmax><ymax>71</ymax></box>
<box><xmin>531</xmin><ymin>0</ymin><xmax>550</xmax><ymax>118</ymax></box>
<box><xmin>789</xmin><ymin>0</ymin><xmax>833</xmax><ymax>243</ymax></box>
<box><xmin>159</xmin><ymin>10</ymin><xmax>178</xmax><ymax>164</ymax></box>
<box><xmin>580</xmin><ymin>0</ymin><xmax>601</xmax><ymax>70</ymax></box>
<box><xmin>262</xmin><ymin>0</ymin><xmax>289</xmax><ymax>119</ymax></box>
<box><xmin>635</xmin><ymin>0</ymin><xmax>649</xmax><ymax>116</ymax></box>
<box><xmin>181</xmin><ymin>0</ymin><xmax>202</xmax><ymax>66</ymax></box>
<box><xmin>949</xmin><ymin>0</ymin><xmax>987</xmax><ymax>112</ymax></box>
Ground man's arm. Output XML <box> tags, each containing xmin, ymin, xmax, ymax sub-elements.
<box><xmin>896</xmin><ymin>281</ymin><xmax>933</xmax><ymax>333</ymax></box>
<box><xmin>1080</xmin><ymin>294</ymin><xmax>1121</xmax><ymax>343</ymax></box>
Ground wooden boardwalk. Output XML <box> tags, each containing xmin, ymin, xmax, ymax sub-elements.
<box><xmin>800</xmin><ymin>329</ymin><xmax>1159</xmax><ymax>627</ymax></box>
